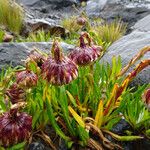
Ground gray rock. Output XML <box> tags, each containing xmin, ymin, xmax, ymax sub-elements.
<box><xmin>17</xmin><ymin>0</ymin><xmax>77</xmax><ymax>8</ymax></box>
<box><xmin>28</xmin><ymin>141</ymin><xmax>51</xmax><ymax>150</ymax></box>
<box><xmin>85</xmin><ymin>0</ymin><xmax>150</xmax><ymax>30</ymax></box>
<box><xmin>17</xmin><ymin>0</ymin><xmax>78</xmax><ymax>36</ymax></box>
<box><xmin>132</xmin><ymin>14</ymin><xmax>150</xmax><ymax>32</ymax></box>
<box><xmin>101</xmin><ymin>30</ymin><xmax>150</xmax><ymax>86</ymax></box>
<box><xmin>29</xmin><ymin>142</ymin><xmax>45</xmax><ymax>150</ymax></box>
<box><xmin>24</xmin><ymin>18</ymin><xmax>66</xmax><ymax>37</ymax></box>
<box><xmin>0</xmin><ymin>42</ymin><xmax>74</xmax><ymax>71</ymax></box>
<box><xmin>86</xmin><ymin>0</ymin><xmax>108</xmax><ymax>16</ymax></box>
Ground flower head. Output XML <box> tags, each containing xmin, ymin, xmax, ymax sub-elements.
<box><xmin>42</xmin><ymin>40</ymin><xmax>78</xmax><ymax>85</ymax></box>
<box><xmin>26</xmin><ymin>49</ymin><xmax>46</xmax><ymax>68</ymax></box>
<box><xmin>0</xmin><ymin>108</ymin><xmax>32</xmax><ymax>147</ymax></box>
<box><xmin>69</xmin><ymin>32</ymin><xmax>102</xmax><ymax>66</ymax></box>
<box><xmin>6</xmin><ymin>83</ymin><xmax>25</xmax><ymax>104</ymax></box>
<box><xmin>16</xmin><ymin>70</ymin><xmax>38</xmax><ymax>88</ymax></box>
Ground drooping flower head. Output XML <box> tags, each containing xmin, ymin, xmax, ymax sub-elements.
<box><xmin>0</xmin><ymin>108</ymin><xmax>32</xmax><ymax>147</ymax></box>
<box><xmin>16</xmin><ymin>70</ymin><xmax>38</xmax><ymax>88</ymax></box>
<box><xmin>42</xmin><ymin>40</ymin><xmax>78</xmax><ymax>86</ymax></box>
<box><xmin>26</xmin><ymin>49</ymin><xmax>47</xmax><ymax>68</ymax></box>
<box><xmin>69</xmin><ymin>32</ymin><xmax>102</xmax><ymax>66</ymax></box>
<box><xmin>6</xmin><ymin>83</ymin><xmax>25</xmax><ymax>104</ymax></box>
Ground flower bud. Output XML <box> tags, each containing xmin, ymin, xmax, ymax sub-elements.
<box><xmin>69</xmin><ymin>32</ymin><xmax>102</xmax><ymax>66</ymax></box>
<box><xmin>6</xmin><ymin>83</ymin><xmax>25</xmax><ymax>104</ymax></box>
<box><xmin>16</xmin><ymin>70</ymin><xmax>38</xmax><ymax>88</ymax></box>
<box><xmin>0</xmin><ymin>109</ymin><xmax>32</xmax><ymax>147</ymax></box>
<box><xmin>77</xmin><ymin>17</ymin><xmax>87</xmax><ymax>26</ymax></box>
<box><xmin>42</xmin><ymin>40</ymin><xmax>78</xmax><ymax>86</ymax></box>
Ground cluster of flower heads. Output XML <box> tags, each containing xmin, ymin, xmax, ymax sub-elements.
<box><xmin>0</xmin><ymin>32</ymin><xmax>102</xmax><ymax>148</ymax></box>
<box><xmin>38</xmin><ymin>32</ymin><xmax>102</xmax><ymax>86</ymax></box>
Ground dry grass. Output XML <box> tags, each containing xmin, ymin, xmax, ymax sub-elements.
<box><xmin>0</xmin><ymin>0</ymin><xmax>24</xmax><ymax>34</ymax></box>
<box><xmin>91</xmin><ymin>20</ymin><xmax>127</xmax><ymax>44</ymax></box>
<box><xmin>61</xmin><ymin>16</ymin><xmax>81</xmax><ymax>34</ymax></box>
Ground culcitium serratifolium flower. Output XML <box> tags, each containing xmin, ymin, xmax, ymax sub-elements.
<box><xmin>16</xmin><ymin>70</ymin><xmax>38</xmax><ymax>88</ymax></box>
<box><xmin>42</xmin><ymin>40</ymin><xmax>78</xmax><ymax>86</ymax></box>
<box><xmin>69</xmin><ymin>32</ymin><xmax>102</xmax><ymax>66</ymax></box>
<box><xmin>0</xmin><ymin>108</ymin><xmax>32</xmax><ymax>148</ymax></box>
<box><xmin>6</xmin><ymin>83</ymin><xmax>25</xmax><ymax>104</ymax></box>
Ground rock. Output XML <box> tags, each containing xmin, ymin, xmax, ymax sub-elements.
<box><xmin>17</xmin><ymin>0</ymin><xmax>77</xmax><ymax>8</ymax></box>
<box><xmin>111</xmin><ymin>119</ymin><xmax>131</xmax><ymax>135</ymax></box>
<box><xmin>0</xmin><ymin>42</ymin><xmax>74</xmax><ymax>71</ymax></box>
<box><xmin>86</xmin><ymin>0</ymin><xmax>108</xmax><ymax>16</ymax></box>
<box><xmin>132</xmin><ymin>14</ymin><xmax>150</xmax><ymax>32</ymax></box>
<box><xmin>25</xmin><ymin>18</ymin><xmax>66</xmax><ymax>37</ymax></box>
<box><xmin>17</xmin><ymin>0</ymin><xmax>78</xmax><ymax>37</ymax></box>
<box><xmin>85</xmin><ymin>0</ymin><xmax>150</xmax><ymax>30</ymax></box>
<box><xmin>28</xmin><ymin>142</ymin><xmax>45</xmax><ymax>150</ymax></box>
<box><xmin>100</xmin><ymin>14</ymin><xmax>150</xmax><ymax>86</ymax></box>
<box><xmin>58</xmin><ymin>139</ymin><xmax>68</xmax><ymax>150</ymax></box>
<box><xmin>28</xmin><ymin>141</ymin><xmax>52</xmax><ymax>150</ymax></box>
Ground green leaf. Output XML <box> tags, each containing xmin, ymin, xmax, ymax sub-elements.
<box><xmin>32</xmin><ymin>110</ymin><xmax>42</xmax><ymax>129</ymax></box>
<box><xmin>46</xmin><ymin>98</ymin><xmax>70</xmax><ymax>142</ymax></box>
<box><xmin>7</xmin><ymin>142</ymin><xmax>26</xmax><ymax>150</ymax></box>
<box><xmin>66</xmin><ymin>90</ymin><xmax>77</xmax><ymax>108</ymax></box>
<box><xmin>58</xmin><ymin>87</ymin><xmax>75</xmax><ymax>136</ymax></box>
<box><xmin>77</xmin><ymin>125</ymin><xmax>89</xmax><ymax>145</ymax></box>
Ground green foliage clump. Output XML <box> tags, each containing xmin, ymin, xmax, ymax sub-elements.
<box><xmin>61</xmin><ymin>16</ymin><xmax>82</xmax><ymax>34</ymax></box>
<box><xmin>18</xmin><ymin>30</ymin><xmax>51</xmax><ymax>42</ymax></box>
<box><xmin>0</xmin><ymin>0</ymin><xmax>24</xmax><ymax>34</ymax></box>
<box><xmin>90</xmin><ymin>19</ymin><xmax>127</xmax><ymax>44</ymax></box>
<box><xmin>121</xmin><ymin>85</ymin><xmax>150</xmax><ymax>131</ymax></box>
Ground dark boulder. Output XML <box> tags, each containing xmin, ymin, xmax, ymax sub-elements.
<box><xmin>0</xmin><ymin>42</ymin><xmax>74</xmax><ymax>71</ymax></box>
<box><xmin>17</xmin><ymin>0</ymin><xmax>77</xmax><ymax>8</ymax></box>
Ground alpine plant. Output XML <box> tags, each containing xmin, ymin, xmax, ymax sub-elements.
<box><xmin>0</xmin><ymin>108</ymin><xmax>32</xmax><ymax>147</ymax></box>
<box><xmin>69</xmin><ymin>32</ymin><xmax>102</xmax><ymax>66</ymax></box>
<box><xmin>26</xmin><ymin>49</ymin><xmax>47</xmax><ymax>68</ymax></box>
<box><xmin>6</xmin><ymin>83</ymin><xmax>25</xmax><ymax>104</ymax></box>
<box><xmin>42</xmin><ymin>40</ymin><xmax>78</xmax><ymax>86</ymax></box>
<box><xmin>16</xmin><ymin>70</ymin><xmax>38</xmax><ymax>88</ymax></box>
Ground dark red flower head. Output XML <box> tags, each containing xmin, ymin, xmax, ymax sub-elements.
<box><xmin>68</xmin><ymin>32</ymin><xmax>102</xmax><ymax>66</ymax></box>
<box><xmin>16</xmin><ymin>70</ymin><xmax>38</xmax><ymax>88</ymax></box>
<box><xmin>0</xmin><ymin>108</ymin><xmax>32</xmax><ymax>147</ymax></box>
<box><xmin>42</xmin><ymin>40</ymin><xmax>78</xmax><ymax>86</ymax></box>
<box><xmin>6</xmin><ymin>83</ymin><xmax>25</xmax><ymax>104</ymax></box>
<box><xmin>26</xmin><ymin>49</ymin><xmax>46</xmax><ymax>68</ymax></box>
